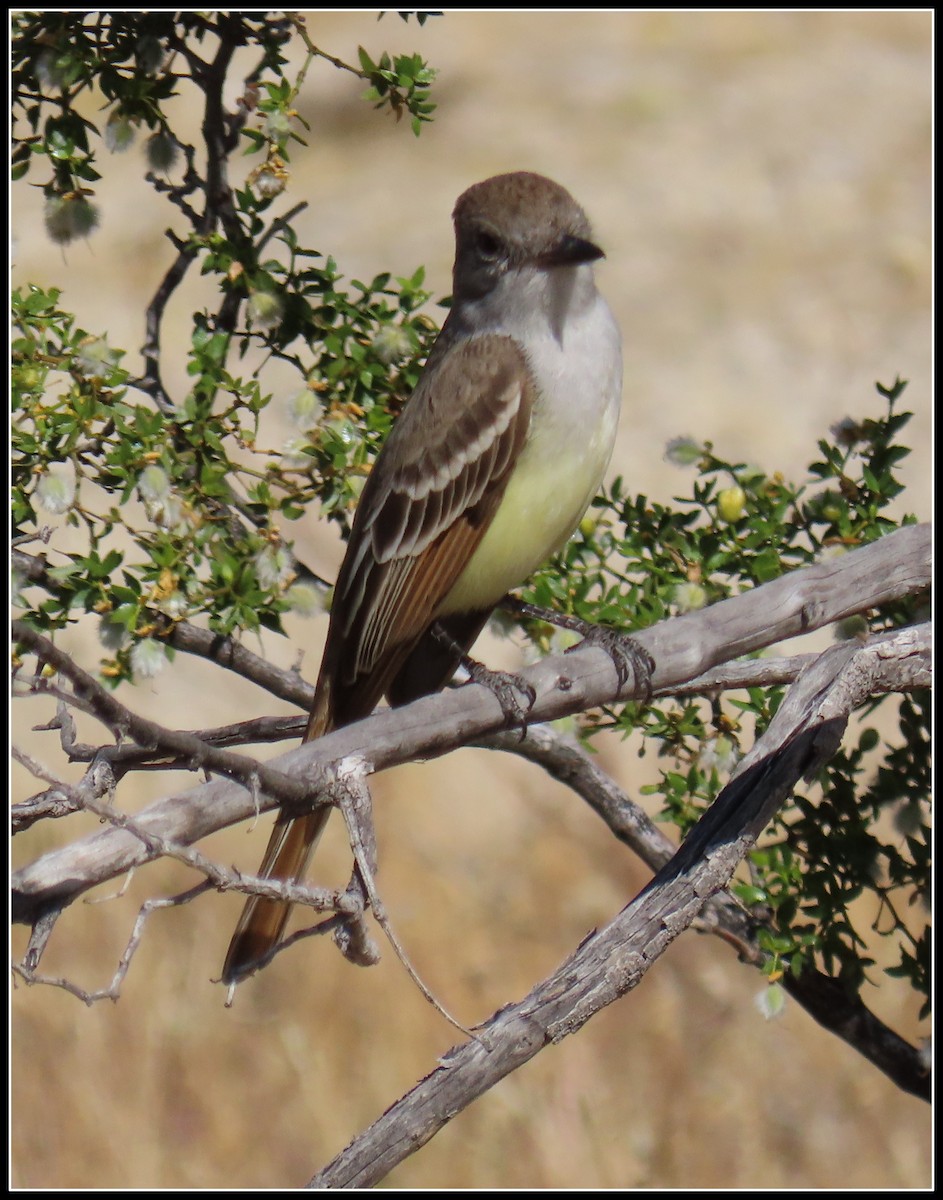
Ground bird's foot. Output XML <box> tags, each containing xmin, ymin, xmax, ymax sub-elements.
<box><xmin>501</xmin><ymin>596</ymin><xmax>654</xmax><ymax>699</ymax></box>
<box><xmin>430</xmin><ymin>619</ymin><xmax>537</xmax><ymax>735</ymax></box>
<box><xmin>462</xmin><ymin>658</ymin><xmax>536</xmax><ymax>736</ymax></box>
<box><xmin>566</xmin><ymin>623</ymin><xmax>654</xmax><ymax>699</ymax></box>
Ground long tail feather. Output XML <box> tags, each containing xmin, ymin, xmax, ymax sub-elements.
<box><xmin>221</xmin><ymin>683</ymin><xmax>334</xmax><ymax>984</ymax></box>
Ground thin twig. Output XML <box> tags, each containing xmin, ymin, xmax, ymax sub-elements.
<box><xmin>13</xmin><ymin>621</ymin><xmax>317</xmax><ymax>811</ymax></box>
<box><xmin>13</xmin><ymin>882</ymin><xmax>214</xmax><ymax>1005</ymax></box>
<box><xmin>332</xmin><ymin>758</ymin><xmax>481</xmax><ymax>1042</ymax></box>
<box><xmin>14</xmin><ymin>548</ymin><xmax>320</xmax><ymax>708</ymax></box>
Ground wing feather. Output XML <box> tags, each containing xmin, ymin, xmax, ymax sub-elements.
<box><xmin>319</xmin><ymin>333</ymin><xmax>535</xmax><ymax>724</ymax></box>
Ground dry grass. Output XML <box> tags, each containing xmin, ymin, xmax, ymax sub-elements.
<box><xmin>12</xmin><ymin>11</ymin><xmax>930</xmax><ymax>1188</ymax></box>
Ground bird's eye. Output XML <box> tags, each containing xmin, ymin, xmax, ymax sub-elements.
<box><xmin>474</xmin><ymin>229</ymin><xmax>503</xmax><ymax>260</ymax></box>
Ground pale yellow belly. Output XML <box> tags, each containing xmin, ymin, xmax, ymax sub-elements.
<box><xmin>439</xmin><ymin>398</ymin><xmax>618</xmax><ymax>614</ymax></box>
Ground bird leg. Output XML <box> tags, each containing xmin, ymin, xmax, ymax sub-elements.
<box><xmin>431</xmin><ymin>622</ymin><xmax>536</xmax><ymax>734</ymax></box>
<box><xmin>500</xmin><ymin>596</ymin><xmax>654</xmax><ymax>699</ymax></box>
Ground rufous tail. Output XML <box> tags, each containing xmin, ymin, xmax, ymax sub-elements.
<box><xmin>221</xmin><ymin>687</ymin><xmax>333</xmax><ymax>984</ymax></box>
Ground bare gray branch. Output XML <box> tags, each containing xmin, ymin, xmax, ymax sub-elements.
<box><xmin>13</xmin><ymin>523</ymin><xmax>930</xmax><ymax>925</ymax></box>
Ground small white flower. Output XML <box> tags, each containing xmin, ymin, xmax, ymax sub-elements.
<box><xmin>44</xmin><ymin>194</ymin><xmax>100</xmax><ymax>246</ymax></box>
<box><xmin>834</xmin><ymin>614</ymin><xmax>869</xmax><ymax>642</ymax></box>
<box><xmin>892</xmin><ymin>799</ymin><xmax>926</xmax><ymax>838</ymax></box>
<box><xmin>284</xmin><ymin>581</ymin><xmax>325</xmax><ymax>618</ymax></box>
<box><xmin>75</xmin><ymin>336</ymin><xmax>119</xmax><ymax>378</ymax></box>
<box><xmin>372</xmin><ymin>324</ymin><xmax>413</xmax><ymax>365</ymax></box>
<box><xmin>255</xmin><ymin>544</ymin><xmax>294</xmax><ymax>591</ymax></box>
<box><xmin>285</xmin><ymin>387</ymin><xmax>324</xmax><ymax>432</ymax></box>
<box><xmin>137</xmin><ymin>465</ymin><xmax>185</xmax><ymax>529</ymax></box>
<box><xmin>262</xmin><ymin>110</ymin><xmax>292</xmax><ymax>142</ymax></box>
<box><xmin>146</xmin><ymin>131</ymin><xmax>179</xmax><ymax>174</ymax></box>
<box><xmin>830</xmin><ymin>417</ymin><xmax>865</xmax><ymax>448</ymax></box>
<box><xmin>136</xmin><ymin>466</ymin><xmax>190</xmax><ymax>530</ymax></box>
<box><xmin>700</xmin><ymin>735</ymin><xmax>740</xmax><ymax>776</ymax></box>
<box><xmin>279</xmin><ymin>436</ymin><xmax>312</xmax><ymax>470</ymax></box>
<box><xmin>737</xmin><ymin>464</ymin><xmax>767</xmax><ymax>487</ymax></box>
<box><xmin>520</xmin><ymin>623</ymin><xmax>580</xmax><ymax>664</ymax></box>
<box><xmin>664</xmin><ymin>436</ymin><xmax>702</xmax><ymax>467</ymax></box>
<box><xmin>11</xmin><ymin>565</ymin><xmax>26</xmax><ymax>608</ymax></box>
<box><xmin>672</xmin><ymin>581</ymin><xmax>707</xmax><ymax>613</ymax></box>
<box><xmin>98</xmin><ymin>615</ymin><xmax>129</xmax><ymax>651</ymax></box>
<box><xmin>104</xmin><ymin>113</ymin><xmax>136</xmax><ymax>153</ymax></box>
<box><xmin>36</xmin><ymin>49</ymin><xmax>73</xmax><ymax>91</ymax></box>
<box><xmin>867</xmin><ymin>851</ymin><xmax>889</xmax><ymax>886</ymax></box>
<box><xmin>135</xmin><ymin>35</ymin><xmax>165</xmax><ymax>75</ymax></box>
<box><xmin>137</xmin><ymin>465</ymin><xmax>171</xmax><ymax>503</ymax></box>
<box><xmin>155</xmin><ymin>590</ymin><xmax>187</xmax><ymax>620</ymax></box>
<box><xmin>157</xmin><ymin>494</ymin><xmax>187</xmax><ymax>531</ymax></box>
<box><xmin>247</xmin><ymin>290</ymin><xmax>283</xmax><ymax>331</ymax></box>
<box><xmin>324</xmin><ymin>416</ymin><xmax>355</xmax><ymax>448</ymax></box>
<box><xmin>130</xmin><ymin>637</ymin><xmax>166</xmax><ymax>680</ymax></box>
<box><xmin>254</xmin><ymin>167</ymin><xmax>286</xmax><ymax>198</ymax></box>
<box><xmin>487</xmin><ymin>609</ymin><xmax>518</xmax><ymax>639</ymax></box>
<box><xmin>754</xmin><ymin>983</ymin><xmax>786</xmax><ymax>1021</ymax></box>
<box><xmin>35</xmin><ymin>471</ymin><xmax>75</xmax><ymax>515</ymax></box>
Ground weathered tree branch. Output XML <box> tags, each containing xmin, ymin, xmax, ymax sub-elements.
<box><xmin>10</xmin><ymin>521</ymin><xmax>932</xmax><ymax>1182</ymax></box>
<box><xmin>307</xmin><ymin>633</ymin><xmax>930</xmax><ymax>1187</ymax></box>
<box><xmin>12</xmin><ymin>523</ymin><xmax>930</xmax><ymax>926</ymax></box>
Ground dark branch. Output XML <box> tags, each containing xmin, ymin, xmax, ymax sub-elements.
<box><xmin>484</xmin><ymin>719</ymin><xmax>930</xmax><ymax>1104</ymax></box>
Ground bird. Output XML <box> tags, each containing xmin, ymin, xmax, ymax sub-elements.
<box><xmin>222</xmin><ymin>170</ymin><xmax>623</xmax><ymax>984</ymax></box>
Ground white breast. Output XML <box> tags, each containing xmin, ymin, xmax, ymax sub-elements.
<box><xmin>441</xmin><ymin>265</ymin><xmax>622</xmax><ymax>614</ymax></box>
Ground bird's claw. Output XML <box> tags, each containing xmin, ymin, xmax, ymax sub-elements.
<box><xmin>464</xmin><ymin>661</ymin><xmax>536</xmax><ymax>737</ymax></box>
<box><xmin>565</xmin><ymin>625</ymin><xmax>654</xmax><ymax>700</ymax></box>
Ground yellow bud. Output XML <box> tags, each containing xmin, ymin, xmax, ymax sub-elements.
<box><xmin>717</xmin><ymin>485</ymin><xmax>747</xmax><ymax>523</ymax></box>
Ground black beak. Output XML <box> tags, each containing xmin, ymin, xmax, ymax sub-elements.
<box><xmin>543</xmin><ymin>233</ymin><xmax>605</xmax><ymax>267</ymax></box>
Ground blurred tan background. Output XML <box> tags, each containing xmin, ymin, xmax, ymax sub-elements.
<box><xmin>12</xmin><ymin>11</ymin><xmax>931</xmax><ymax>1189</ymax></box>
